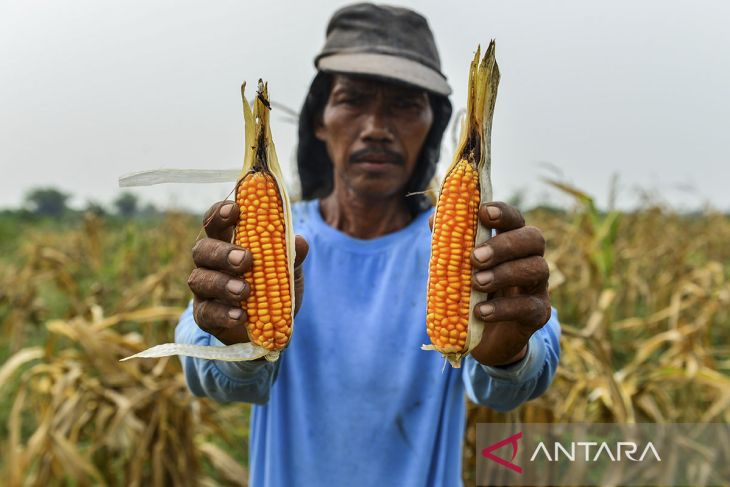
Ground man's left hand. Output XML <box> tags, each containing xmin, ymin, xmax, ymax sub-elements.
<box><xmin>469</xmin><ymin>202</ymin><xmax>551</xmax><ymax>367</ymax></box>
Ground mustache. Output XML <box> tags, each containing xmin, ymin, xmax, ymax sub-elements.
<box><xmin>349</xmin><ymin>147</ymin><xmax>405</xmax><ymax>165</ymax></box>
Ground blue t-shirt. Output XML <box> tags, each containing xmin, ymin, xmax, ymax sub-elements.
<box><xmin>176</xmin><ymin>199</ymin><xmax>561</xmax><ymax>487</ymax></box>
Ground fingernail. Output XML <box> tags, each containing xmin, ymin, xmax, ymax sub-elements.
<box><xmin>228</xmin><ymin>249</ymin><xmax>245</xmax><ymax>266</ymax></box>
<box><xmin>226</xmin><ymin>279</ymin><xmax>245</xmax><ymax>294</ymax></box>
<box><xmin>474</xmin><ymin>245</ymin><xmax>493</xmax><ymax>263</ymax></box>
<box><xmin>475</xmin><ymin>271</ymin><xmax>493</xmax><ymax>285</ymax></box>
<box><xmin>486</xmin><ymin>205</ymin><xmax>501</xmax><ymax>220</ymax></box>
<box><xmin>228</xmin><ymin>308</ymin><xmax>242</xmax><ymax>320</ymax></box>
<box><xmin>479</xmin><ymin>303</ymin><xmax>495</xmax><ymax>317</ymax></box>
<box><xmin>219</xmin><ymin>203</ymin><xmax>233</xmax><ymax>218</ymax></box>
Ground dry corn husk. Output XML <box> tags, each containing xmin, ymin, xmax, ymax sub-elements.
<box><xmin>422</xmin><ymin>41</ymin><xmax>500</xmax><ymax>367</ymax></box>
<box><xmin>122</xmin><ymin>80</ymin><xmax>295</xmax><ymax>363</ymax></box>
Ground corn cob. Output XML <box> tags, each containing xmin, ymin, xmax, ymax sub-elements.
<box><xmin>122</xmin><ymin>80</ymin><xmax>295</xmax><ymax>363</ymax></box>
<box><xmin>423</xmin><ymin>41</ymin><xmax>500</xmax><ymax>368</ymax></box>
<box><xmin>234</xmin><ymin>80</ymin><xmax>295</xmax><ymax>354</ymax></box>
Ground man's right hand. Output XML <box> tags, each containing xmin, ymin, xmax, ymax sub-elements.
<box><xmin>188</xmin><ymin>200</ymin><xmax>309</xmax><ymax>345</ymax></box>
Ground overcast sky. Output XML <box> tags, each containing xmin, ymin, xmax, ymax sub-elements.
<box><xmin>2</xmin><ymin>0</ymin><xmax>729</xmax><ymax>213</ymax></box>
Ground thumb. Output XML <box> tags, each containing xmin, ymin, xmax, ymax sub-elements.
<box><xmin>294</xmin><ymin>234</ymin><xmax>309</xmax><ymax>269</ymax></box>
<box><xmin>292</xmin><ymin>234</ymin><xmax>308</xmax><ymax>316</ymax></box>
<box><xmin>428</xmin><ymin>213</ymin><xmax>434</xmax><ymax>232</ymax></box>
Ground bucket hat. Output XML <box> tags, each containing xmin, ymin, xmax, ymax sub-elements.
<box><xmin>314</xmin><ymin>3</ymin><xmax>452</xmax><ymax>95</ymax></box>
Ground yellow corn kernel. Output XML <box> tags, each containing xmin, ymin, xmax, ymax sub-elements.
<box><xmin>233</xmin><ymin>172</ymin><xmax>292</xmax><ymax>351</ymax></box>
<box><xmin>426</xmin><ymin>160</ymin><xmax>479</xmax><ymax>353</ymax></box>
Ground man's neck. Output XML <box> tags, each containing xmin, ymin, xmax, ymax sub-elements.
<box><xmin>319</xmin><ymin>189</ymin><xmax>413</xmax><ymax>240</ymax></box>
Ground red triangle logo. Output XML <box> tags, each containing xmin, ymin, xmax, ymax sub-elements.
<box><xmin>481</xmin><ymin>431</ymin><xmax>523</xmax><ymax>474</ymax></box>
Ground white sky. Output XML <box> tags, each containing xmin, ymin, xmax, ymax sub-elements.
<box><xmin>1</xmin><ymin>0</ymin><xmax>729</xmax><ymax>212</ymax></box>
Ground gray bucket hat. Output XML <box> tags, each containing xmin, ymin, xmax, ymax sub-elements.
<box><xmin>314</xmin><ymin>3</ymin><xmax>452</xmax><ymax>96</ymax></box>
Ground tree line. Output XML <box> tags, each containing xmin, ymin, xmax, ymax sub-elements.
<box><xmin>14</xmin><ymin>187</ymin><xmax>161</xmax><ymax>219</ymax></box>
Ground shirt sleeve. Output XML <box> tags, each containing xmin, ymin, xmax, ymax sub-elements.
<box><xmin>461</xmin><ymin>307</ymin><xmax>561</xmax><ymax>412</ymax></box>
<box><xmin>174</xmin><ymin>301</ymin><xmax>281</xmax><ymax>405</ymax></box>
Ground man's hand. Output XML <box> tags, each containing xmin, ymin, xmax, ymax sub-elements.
<box><xmin>188</xmin><ymin>200</ymin><xmax>309</xmax><ymax>345</ymax></box>
<box><xmin>468</xmin><ymin>202</ymin><xmax>551</xmax><ymax>367</ymax></box>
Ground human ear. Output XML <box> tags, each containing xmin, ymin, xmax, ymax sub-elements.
<box><xmin>314</xmin><ymin>114</ymin><xmax>327</xmax><ymax>142</ymax></box>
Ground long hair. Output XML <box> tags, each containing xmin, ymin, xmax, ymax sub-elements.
<box><xmin>296</xmin><ymin>72</ymin><xmax>452</xmax><ymax>216</ymax></box>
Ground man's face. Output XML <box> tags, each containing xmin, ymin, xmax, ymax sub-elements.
<box><xmin>315</xmin><ymin>74</ymin><xmax>434</xmax><ymax>201</ymax></box>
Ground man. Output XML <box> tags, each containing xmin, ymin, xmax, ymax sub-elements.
<box><xmin>177</xmin><ymin>3</ymin><xmax>560</xmax><ymax>486</ymax></box>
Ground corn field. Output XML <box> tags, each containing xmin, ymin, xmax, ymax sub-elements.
<box><xmin>1</xmin><ymin>189</ymin><xmax>728</xmax><ymax>486</ymax></box>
